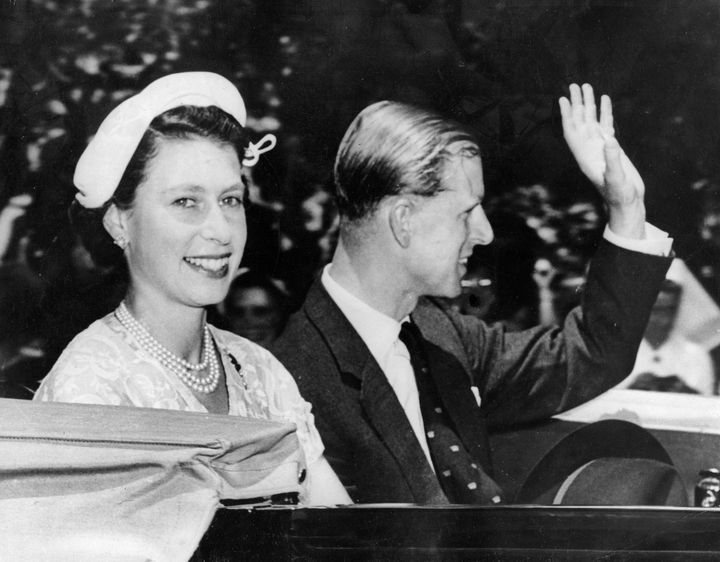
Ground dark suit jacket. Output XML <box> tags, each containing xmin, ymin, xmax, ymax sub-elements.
<box><xmin>272</xmin><ymin>240</ymin><xmax>671</xmax><ymax>504</ymax></box>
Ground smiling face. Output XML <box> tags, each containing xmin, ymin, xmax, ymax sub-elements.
<box><xmin>405</xmin><ymin>149</ymin><xmax>494</xmax><ymax>298</ymax></box>
<box><xmin>111</xmin><ymin>136</ymin><xmax>246</xmax><ymax>311</ymax></box>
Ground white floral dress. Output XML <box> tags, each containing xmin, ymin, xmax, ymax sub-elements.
<box><xmin>34</xmin><ymin>312</ymin><xmax>323</xmax><ymax>467</ymax></box>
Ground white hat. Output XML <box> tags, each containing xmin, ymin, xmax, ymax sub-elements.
<box><xmin>73</xmin><ymin>71</ymin><xmax>275</xmax><ymax>208</ymax></box>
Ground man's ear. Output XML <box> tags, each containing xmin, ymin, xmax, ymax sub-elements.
<box><xmin>102</xmin><ymin>203</ymin><xmax>128</xmax><ymax>244</ymax></box>
<box><xmin>388</xmin><ymin>197</ymin><xmax>413</xmax><ymax>248</ymax></box>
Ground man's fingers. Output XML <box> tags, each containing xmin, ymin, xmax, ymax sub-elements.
<box><xmin>559</xmin><ymin>97</ymin><xmax>572</xmax><ymax>128</ymax></box>
<box><xmin>599</xmin><ymin>95</ymin><xmax>614</xmax><ymax>134</ymax></box>
<box><xmin>600</xmin><ymin>94</ymin><xmax>614</xmax><ymax>133</ymax></box>
<box><xmin>569</xmin><ymin>83</ymin><xmax>582</xmax><ymax>104</ymax></box>
<box><xmin>603</xmin><ymin>135</ymin><xmax>624</xmax><ymax>186</ymax></box>
<box><xmin>581</xmin><ymin>84</ymin><xmax>597</xmax><ymax>125</ymax></box>
<box><xmin>569</xmin><ymin>83</ymin><xmax>583</xmax><ymax>124</ymax></box>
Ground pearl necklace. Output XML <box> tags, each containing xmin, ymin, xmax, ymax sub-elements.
<box><xmin>115</xmin><ymin>302</ymin><xmax>220</xmax><ymax>394</ymax></box>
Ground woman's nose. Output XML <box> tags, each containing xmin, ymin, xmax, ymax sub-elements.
<box><xmin>200</xmin><ymin>203</ymin><xmax>233</xmax><ymax>244</ymax></box>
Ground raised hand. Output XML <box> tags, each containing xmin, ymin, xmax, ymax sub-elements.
<box><xmin>559</xmin><ymin>83</ymin><xmax>646</xmax><ymax>238</ymax></box>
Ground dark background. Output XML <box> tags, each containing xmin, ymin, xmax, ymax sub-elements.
<box><xmin>3</xmin><ymin>0</ymin><xmax>720</xmax><ymax>360</ymax></box>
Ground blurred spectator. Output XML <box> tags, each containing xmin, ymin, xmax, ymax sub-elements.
<box><xmin>447</xmin><ymin>210</ymin><xmax>544</xmax><ymax>331</ymax></box>
<box><xmin>276</xmin><ymin>181</ymin><xmax>339</xmax><ymax>306</ymax></box>
<box><xmin>217</xmin><ymin>270</ymin><xmax>290</xmax><ymax>350</ymax></box>
<box><xmin>452</xmin><ymin>258</ymin><xmax>534</xmax><ymax>332</ymax></box>
<box><xmin>628</xmin><ymin>373</ymin><xmax>700</xmax><ymax>394</ymax></box>
<box><xmin>456</xmin><ymin>211</ymin><xmax>541</xmax><ymax>330</ymax></box>
<box><xmin>0</xmin><ymin>193</ymin><xmax>47</xmax><ymax>398</ymax></box>
<box><xmin>533</xmin><ymin>257</ymin><xmax>557</xmax><ymax>326</ymax></box>
<box><xmin>617</xmin><ymin>260</ymin><xmax>716</xmax><ymax>395</ymax></box>
<box><xmin>541</xmin><ymin>262</ymin><xmax>589</xmax><ymax>327</ymax></box>
<box><xmin>481</xmin><ymin>185</ymin><xmax>604</xmax><ymax>326</ymax></box>
<box><xmin>452</xmin><ymin>261</ymin><xmax>496</xmax><ymax>321</ymax></box>
<box><xmin>0</xmin><ymin>193</ymin><xmax>33</xmax><ymax>265</ymax></box>
<box><xmin>688</xmin><ymin>182</ymin><xmax>720</xmax><ymax>305</ymax></box>
<box><xmin>0</xmin><ymin>264</ymin><xmax>46</xmax><ymax>399</ymax></box>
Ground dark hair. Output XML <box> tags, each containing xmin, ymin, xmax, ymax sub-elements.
<box><xmin>70</xmin><ymin>105</ymin><xmax>249</xmax><ymax>268</ymax></box>
<box><xmin>334</xmin><ymin>101</ymin><xmax>479</xmax><ymax>223</ymax></box>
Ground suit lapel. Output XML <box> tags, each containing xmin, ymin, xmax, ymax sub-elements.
<box><xmin>358</xmin><ymin>361</ymin><xmax>447</xmax><ymax>503</ymax></box>
<box><xmin>303</xmin><ymin>280</ymin><xmax>447</xmax><ymax>503</ymax></box>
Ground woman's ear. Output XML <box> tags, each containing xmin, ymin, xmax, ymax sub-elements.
<box><xmin>102</xmin><ymin>204</ymin><xmax>129</xmax><ymax>249</ymax></box>
<box><xmin>388</xmin><ymin>197</ymin><xmax>413</xmax><ymax>248</ymax></box>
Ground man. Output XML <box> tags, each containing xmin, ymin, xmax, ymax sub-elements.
<box><xmin>273</xmin><ymin>84</ymin><xmax>673</xmax><ymax>504</ymax></box>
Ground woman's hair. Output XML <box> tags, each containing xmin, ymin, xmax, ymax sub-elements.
<box><xmin>70</xmin><ymin>105</ymin><xmax>249</xmax><ymax>268</ymax></box>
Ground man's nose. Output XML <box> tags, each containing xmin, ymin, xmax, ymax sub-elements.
<box><xmin>469</xmin><ymin>207</ymin><xmax>494</xmax><ymax>246</ymax></box>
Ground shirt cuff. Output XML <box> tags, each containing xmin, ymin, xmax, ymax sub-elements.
<box><xmin>603</xmin><ymin>222</ymin><xmax>673</xmax><ymax>257</ymax></box>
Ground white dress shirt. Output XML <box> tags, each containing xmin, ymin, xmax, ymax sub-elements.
<box><xmin>321</xmin><ymin>266</ymin><xmax>434</xmax><ymax>467</ymax></box>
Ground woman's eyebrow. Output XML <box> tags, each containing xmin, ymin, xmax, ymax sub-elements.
<box><xmin>161</xmin><ymin>182</ymin><xmax>245</xmax><ymax>195</ymax></box>
<box><xmin>221</xmin><ymin>182</ymin><xmax>246</xmax><ymax>192</ymax></box>
<box><xmin>161</xmin><ymin>183</ymin><xmax>205</xmax><ymax>194</ymax></box>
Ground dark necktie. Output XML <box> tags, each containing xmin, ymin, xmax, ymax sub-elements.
<box><xmin>399</xmin><ymin>321</ymin><xmax>503</xmax><ymax>504</ymax></box>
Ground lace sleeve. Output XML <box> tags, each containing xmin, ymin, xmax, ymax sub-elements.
<box><xmin>33</xmin><ymin>318</ymin><xmax>181</xmax><ymax>409</ymax></box>
<box><xmin>34</xmin><ymin>329</ymin><xmax>129</xmax><ymax>406</ymax></box>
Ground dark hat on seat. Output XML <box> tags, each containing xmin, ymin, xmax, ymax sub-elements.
<box><xmin>514</xmin><ymin>420</ymin><xmax>689</xmax><ymax>506</ymax></box>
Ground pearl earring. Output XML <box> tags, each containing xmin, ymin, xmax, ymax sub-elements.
<box><xmin>113</xmin><ymin>236</ymin><xmax>127</xmax><ymax>249</ymax></box>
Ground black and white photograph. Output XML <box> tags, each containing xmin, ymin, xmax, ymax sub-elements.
<box><xmin>2</xmin><ymin>1</ymin><xmax>720</xmax><ymax>559</ymax></box>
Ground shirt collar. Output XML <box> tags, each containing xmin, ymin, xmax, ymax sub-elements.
<box><xmin>321</xmin><ymin>264</ymin><xmax>402</xmax><ymax>367</ymax></box>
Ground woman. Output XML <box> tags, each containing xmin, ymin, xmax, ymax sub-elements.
<box><xmin>34</xmin><ymin>72</ymin><xmax>351</xmax><ymax>506</ymax></box>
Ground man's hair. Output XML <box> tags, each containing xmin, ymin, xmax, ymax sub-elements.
<box><xmin>334</xmin><ymin>101</ymin><xmax>479</xmax><ymax>223</ymax></box>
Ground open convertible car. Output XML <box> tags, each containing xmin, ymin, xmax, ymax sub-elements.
<box><xmin>2</xmin><ymin>389</ymin><xmax>720</xmax><ymax>561</ymax></box>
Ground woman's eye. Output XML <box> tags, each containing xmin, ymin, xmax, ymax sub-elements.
<box><xmin>222</xmin><ymin>195</ymin><xmax>244</xmax><ymax>208</ymax></box>
<box><xmin>173</xmin><ymin>197</ymin><xmax>196</xmax><ymax>208</ymax></box>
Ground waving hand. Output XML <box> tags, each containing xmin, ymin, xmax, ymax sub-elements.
<box><xmin>560</xmin><ymin>83</ymin><xmax>646</xmax><ymax>238</ymax></box>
